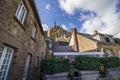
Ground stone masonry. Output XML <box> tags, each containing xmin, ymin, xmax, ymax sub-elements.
<box><xmin>0</xmin><ymin>0</ymin><xmax>48</xmax><ymax>80</ymax></box>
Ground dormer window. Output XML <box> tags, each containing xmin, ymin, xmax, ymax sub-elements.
<box><xmin>105</xmin><ymin>37</ymin><xmax>110</xmax><ymax>42</ymax></box>
<box><xmin>15</xmin><ymin>1</ymin><xmax>27</xmax><ymax>25</ymax></box>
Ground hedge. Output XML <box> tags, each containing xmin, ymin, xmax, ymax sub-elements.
<box><xmin>99</xmin><ymin>57</ymin><xmax>120</xmax><ymax>68</ymax></box>
<box><xmin>40</xmin><ymin>58</ymin><xmax>69</xmax><ymax>75</ymax></box>
<box><xmin>75</xmin><ymin>56</ymin><xmax>120</xmax><ymax>70</ymax></box>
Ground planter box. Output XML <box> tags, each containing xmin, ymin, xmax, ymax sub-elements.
<box><xmin>107</xmin><ymin>67</ymin><xmax>120</xmax><ymax>79</ymax></box>
<box><xmin>79</xmin><ymin>70</ymin><xmax>99</xmax><ymax>80</ymax></box>
<box><xmin>45</xmin><ymin>72</ymin><xmax>68</xmax><ymax>80</ymax></box>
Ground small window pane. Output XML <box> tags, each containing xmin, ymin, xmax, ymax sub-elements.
<box><xmin>1</xmin><ymin>65</ymin><xmax>4</xmax><ymax>70</ymax></box>
<box><xmin>5</xmin><ymin>65</ymin><xmax>7</xmax><ymax>70</ymax></box>
<box><xmin>0</xmin><ymin>47</ymin><xmax>3</xmax><ymax>59</ymax></box>
<box><xmin>8</xmin><ymin>54</ymin><xmax>11</xmax><ymax>58</ymax></box>
<box><xmin>21</xmin><ymin>7</ymin><xmax>25</xmax><ymax>22</ymax></box>
<box><xmin>9</xmin><ymin>49</ymin><xmax>12</xmax><ymax>53</ymax></box>
<box><xmin>3</xmin><ymin>59</ymin><xmax>7</xmax><ymax>64</ymax></box>
<box><xmin>5</xmin><ymin>54</ymin><xmax>7</xmax><ymax>58</ymax></box>
<box><xmin>7</xmin><ymin>60</ymin><xmax>9</xmax><ymax>64</ymax></box>
<box><xmin>6</xmin><ymin>49</ymin><xmax>9</xmax><ymax>54</ymax></box>
<box><xmin>0</xmin><ymin>71</ymin><xmax>2</xmax><ymax>76</ymax></box>
<box><xmin>2</xmin><ymin>77</ymin><xmax>5</xmax><ymax>80</ymax></box>
<box><xmin>16</xmin><ymin>3</ymin><xmax>22</xmax><ymax>17</ymax></box>
<box><xmin>3</xmin><ymin>71</ymin><xmax>6</xmax><ymax>76</ymax></box>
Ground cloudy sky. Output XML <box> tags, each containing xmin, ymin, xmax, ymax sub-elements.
<box><xmin>35</xmin><ymin>0</ymin><xmax>120</xmax><ymax>35</ymax></box>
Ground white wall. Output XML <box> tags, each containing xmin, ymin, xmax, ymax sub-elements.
<box><xmin>93</xmin><ymin>35</ymin><xmax>101</xmax><ymax>41</ymax></box>
<box><xmin>69</xmin><ymin>34</ymin><xmax>74</xmax><ymax>46</ymax></box>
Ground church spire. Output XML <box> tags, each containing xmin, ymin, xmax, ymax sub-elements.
<box><xmin>53</xmin><ymin>19</ymin><xmax>56</xmax><ymax>27</ymax></box>
<box><xmin>54</xmin><ymin>21</ymin><xmax>56</xmax><ymax>27</ymax></box>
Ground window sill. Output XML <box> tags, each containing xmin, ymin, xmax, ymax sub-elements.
<box><xmin>31</xmin><ymin>37</ymin><xmax>36</xmax><ymax>43</ymax></box>
<box><xmin>14</xmin><ymin>16</ymin><xmax>25</xmax><ymax>31</ymax></box>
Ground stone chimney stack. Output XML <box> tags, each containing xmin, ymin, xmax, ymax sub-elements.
<box><xmin>72</xmin><ymin>28</ymin><xmax>77</xmax><ymax>35</ymax></box>
<box><xmin>72</xmin><ymin>28</ymin><xmax>79</xmax><ymax>51</ymax></box>
<box><xmin>92</xmin><ymin>30</ymin><xmax>98</xmax><ymax>35</ymax></box>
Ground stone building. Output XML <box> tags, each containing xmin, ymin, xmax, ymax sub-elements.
<box><xmin>69</xmin><ymin>28</ymin><xmax>120</xmax><ymax>56</ymax></box>
<box><xmin>0</xmin><ymin>0</ymin><xmax>48</xmax><ymax>80</ymax></box>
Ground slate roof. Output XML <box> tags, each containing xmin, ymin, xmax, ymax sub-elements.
<box><xmin>114</xmin><ymin>38</ymin><xmax>120</xmax><ymax>44</ymax></box>
<box><xmin>57</xmin><ymin>41</ymin><xmax>69</xmax><ymax>46</ymax></box>
<box><xmin>53</xmin><ymin>46</ymin><xmax>75</xmax><ymax>52</ymax></box>
<box><xmin>78</xmin><ymin>33</ymin><xmax>120</xmax><ymax>45</ymax></box>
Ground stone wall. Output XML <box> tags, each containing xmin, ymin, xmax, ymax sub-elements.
<box><xmin>76</xmin><ymin>33</ymin><xmax>120</xmax><ymax>56</ymax></box>
<box><xmin>0</xmin><ymin>0</ymin><xmax>48</xmax><ymax>80</ymax></box>
<box><xmin>97</xmin><ymin>42</ymin><xmax>120</xmax><ymax>56</ymax></box>
<box><xmin>45</xmin><ymin>72</ymin><xmax>68</xmax><ymax>80</ymax></box>
<box><xmin>77</xmin><ymin>34</ymin><xmax>98</xmax><ymax>52</ymax></box>
<box><xmin>107</xmin><ymin>68</ymin><xmax>120</xmax><ymax>79</ymax></box>
<box><xmin>80</xmin><ymin>70</ymin><xmax>99</xmax><ymax>80</ymax></box>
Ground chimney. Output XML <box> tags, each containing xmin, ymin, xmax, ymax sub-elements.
<box><xmin>72</xmin><ymin>28</ymin><xmax>77</xmax><ymax>35</ymax></box>
<box><xmin>72</xmin><ymin>28</ymin><xmax>79</xmax><ymax>51</ymax></box>
<box><xmin>92</xmin><ymin>30</ymin><xmax>98</xmax><ymax>35</ymax></box>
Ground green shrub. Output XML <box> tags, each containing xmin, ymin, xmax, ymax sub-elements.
<box><xmin>41</xmin><ymin>58</ymin><xmax>69</xmax><ymax>75</ymax></box>
<box><xmin>75</xmin><ymin>56</ymin><xmax>100</xmax><ymax>70</ymax></box>
<box><xmin>75</xmin><ymin>56</ymin><xmax>120</xmax><ymax>70</ymax></box>
<box><xmin>99</xmin><ymin>57</ymin><xmax>120</xmax><ymax>68</ymax></box>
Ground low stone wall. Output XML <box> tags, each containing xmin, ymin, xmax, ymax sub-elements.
<box><xmin>79</xmin><ymin>68</ymin><xmax>120</xmax><ymax>80</ymax></box>
<box><xmin>107</xmin><ymin>68</ymin><xmax>120</xmax><ymax>80</ymax></box>
<box><xmin>45</xmin><ymin>68</ymin><xmax>120</xmax><ymax>80</ymax></box>
<box><xmin>45</xmin><ymin>72</ymin><xmax>68</xmax><ymax>80</ymax></box>
<box><xmin>79</xmin><ymin>70</ymin><xmax>99</xmax><ymax>80</ymax></box>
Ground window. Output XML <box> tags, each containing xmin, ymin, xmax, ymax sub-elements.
<box><xmin>32</xmin><ymin>25</ymin><xmax>36</xmax><ymax>38</ymax></box>
<box><xmin>35</xmin><ymin>56</ymin><xmax>39</xmax><ymax>69</ymax></box>
<box><xmin>22</xmin><ymin>54</ymin><xmax>31</xmax><ymax>80</ymax></box>
<box><xmin>105</xmin><ymin>37</ymin><xmax>110</xmax><ymax>42</ymax></box>
<box><xmin>104</xmin><ymin>49</ymin><xmax>113</xmax><ymax>56</ymax></box>
<box><xmin>0</xmin><ymin>46</ymin><xmax>14</xmax><ymax>80</ymax></box>
<box><xmin>15</xmin><ymin>2</ymin><xmax>27</xmax><ymax>24</ymax></box>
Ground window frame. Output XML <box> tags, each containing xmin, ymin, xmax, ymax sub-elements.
<box><xmin>15</xmin><ymin>1</ymin><xmax>27</xmax><ymax>25</ymax></box>
<box><xmin>32</xmin><ymin>24</ymin><xmax>37</xmax><ymax>39</ymax></box>
<box><xmin>22</xmin><ymin>54</ymin><xmax>31</xmax><ymax>80</ymax></box>
<box><xmin>105</xmin><ymin>37</ymin><xmax>111</xmax><ymax>42</ymax></box>
<box><xmin>35</xmin><ymin>56</ymin><xmax>39</xmax><ymax>69</ymax></box>
<box><xmin>0</xmin><ymin>46</ymin><xmax>14</xmax><ymax>80</ymax></box>
<box><xmin>31</xmin><ymin>23</ymin><xmax>37</xmax><ymax>42</ymax></box>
